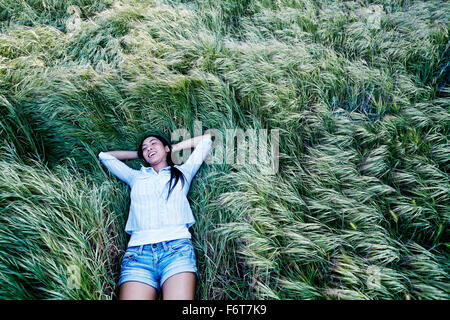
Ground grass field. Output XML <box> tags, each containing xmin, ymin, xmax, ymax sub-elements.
<box><xmin>0</xmin><ymin>0</ymin><xmax>448</xmax><ymax>299</ymax></box>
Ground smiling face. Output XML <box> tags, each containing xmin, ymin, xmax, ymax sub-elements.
<box><xmin>141</xmin><ymin>136</ymin><xmax>170</xmax><ymax>166</ymax></box>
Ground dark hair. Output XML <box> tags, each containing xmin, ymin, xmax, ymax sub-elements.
<box><xmin>137</xmin><ymin>132</ymin><xmax>186</xmax><ymax>202</ymax></box>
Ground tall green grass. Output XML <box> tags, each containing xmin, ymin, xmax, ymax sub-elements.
<box><xmin>0</xmin><ymin>0</ymin><xmax>448</xmax><ymax>299</ymax></box>
<box><xmin>0</xmin><ymin>0</ymin><xmax>113</xmax><ymax>31</ymax></box>
<box><xmin>0</xmin><ymin>142</ymin><xmax>128</xmax><ymax>299</ymax></box>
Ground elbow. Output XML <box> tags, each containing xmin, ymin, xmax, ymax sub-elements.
<box><xmin>98</xmin><ymin>151</ymin><xmax>109</xmax><ymax>160</ymax></box>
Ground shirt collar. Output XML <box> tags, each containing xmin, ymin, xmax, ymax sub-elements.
<box><xmin>140</xmin><ymin>165</ymin><xmax>171</xmax><ymax>173</ymax></box>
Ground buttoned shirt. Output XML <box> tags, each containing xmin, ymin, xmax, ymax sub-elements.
<box><xmin>98</xmin><ymin>137</ymin><xmax>213</xmax><ymax>247</ymax></box>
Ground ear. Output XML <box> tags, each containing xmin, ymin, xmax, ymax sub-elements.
<box><xmin>165</xmin><ymin>145</ymin><xmax>170</xmax><ymax>153</ymax></box>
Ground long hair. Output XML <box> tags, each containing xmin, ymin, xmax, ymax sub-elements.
<box><xmin>137</xmin><ymin>132</ymin><xmax>186</xmax><ymax>202</ymax></box>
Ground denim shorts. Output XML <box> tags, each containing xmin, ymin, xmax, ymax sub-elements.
<box><xmin>118</xmin><ymin>238</ymin><xmax>197</xmax><ymax>292</ymax></box>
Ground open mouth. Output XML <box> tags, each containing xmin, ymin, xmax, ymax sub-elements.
<box><xmin>149</xmin><ymin>151</ymin><xmax>156</xmax><ymax>158</ymax></box>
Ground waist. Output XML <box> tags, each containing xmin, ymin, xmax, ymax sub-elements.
<box><xmin>128</xmin><ymin>238</ymin><xmax>192</xmax><ymax>252</ymax></box>
<box><xmin>126</xmin><ymin>206</ymin><xmax>195</xmax><ymax>230</ymax></box>
<box><xmin>128</xmin><ymin>225</ymin><xmax>191</xmax><ymax>247</ymax></box>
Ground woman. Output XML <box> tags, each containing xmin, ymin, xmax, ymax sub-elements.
<box><xmin>98</xmin><ymin>131</ymin><xmax>213</xmax><ymax>300</ymax></box>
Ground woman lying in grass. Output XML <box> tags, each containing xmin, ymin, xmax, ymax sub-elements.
<box><xmin>98</xmin><ymin>132</ymin><xmax>212</xmax><ymax>300</ymax></box>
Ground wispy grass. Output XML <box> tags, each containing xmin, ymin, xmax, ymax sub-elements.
<box><xmin>0</xmin><ymin>0</ymin><xmax>448</xmax><ymax>299</ymax></box>
<box><xmin>0</xmin><ymin>0</ymin><xmax>114</xmax><ymax>31</ymax></box>
<box><xmin>0</xmin><ymin>142</ymin><xmax>128</xmax><ymax>299</ymax></box>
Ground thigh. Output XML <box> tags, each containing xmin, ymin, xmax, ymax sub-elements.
<box><xmin>119</xmin><ymin>281</ymin><xmax>157</xmax><ymax>300</ymax></box>
<box><xmin>162</xmin><ymin>272</ymin><xmax>196</xmax><ymax>300</ymax></box>
<box><xmin>118</xmin><ymin>245</ymin><xmax>160</xmax><ymax>299</ymax></box>
<box><xmin>159</xmin><ymin>238</ymin><xmax>198</xmax><ymax>299</ymax></box>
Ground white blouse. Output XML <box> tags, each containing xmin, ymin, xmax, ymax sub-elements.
<box><xmin>98</xmin><ymin>136</ymin><xmax>213</xmax><ymax>246</ymax></box>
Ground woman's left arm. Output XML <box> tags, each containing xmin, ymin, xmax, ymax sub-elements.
<box><xmin>171</xmin><ymin>133</ymin><xmax>212</xmax><ymax>153</ymax></box>
<box><xmin>175</xmin><ymin>133</ymin><xmax>213</xmax><ymax>185</ymax></box>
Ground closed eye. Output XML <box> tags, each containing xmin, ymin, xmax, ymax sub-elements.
<box><xmin>142</xmin><ymin>141</ymin><xmax>156</xmax><ymax>151</ymax></box>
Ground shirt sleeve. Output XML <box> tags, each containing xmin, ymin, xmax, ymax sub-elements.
<box><xmin>178</xmin><ymin>136</ymin><xmax>213</xmax><ymax>186</ymax></box>
<box><xmin>98</xmin><ymin>152</ymin><xmax>139</xmax><ymax>187</ymax></box>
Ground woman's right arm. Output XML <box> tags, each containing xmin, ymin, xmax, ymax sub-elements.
<box><xmin>103</xmin><ymin>150</ymin><xmax>139</xmax><ymax>161</ymax></box>
<box><xmin>98</xmin><ymin>151</ymin><xmax>139</xmax><ymax>186</ymax></box>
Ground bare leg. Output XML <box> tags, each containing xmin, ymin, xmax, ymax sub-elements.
<box><xmin>119</xmin><ymin>281</ymin><xmax>157</xmax><ymax>300</ymax></box>
<box><xmin>162</xmin><ymin>272</ymin><xmax>196</xmax><ymax>300</ymax></box>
